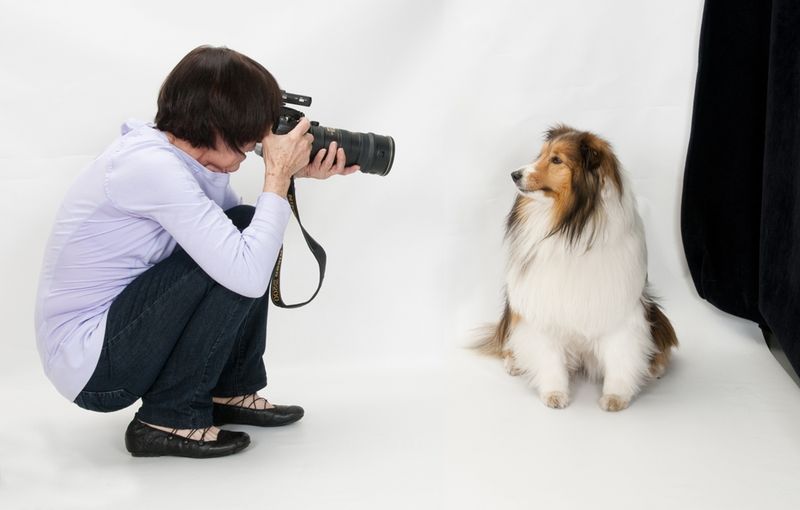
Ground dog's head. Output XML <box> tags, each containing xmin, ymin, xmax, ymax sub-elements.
<box><xmin>510</xmin><ymin>125</ymin><xmax>623</xmax><ymax>243</ymax></box>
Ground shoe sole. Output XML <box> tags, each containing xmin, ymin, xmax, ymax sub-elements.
<box><xmin>129</xmin><ymin>439</ymin><xmax>250</xmax><ymax>458</ymax></box>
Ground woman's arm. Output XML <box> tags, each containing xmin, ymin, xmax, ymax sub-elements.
<box><xmin>106</xmin><ymin>149</ymin><xmax>290</xmax><ymax>298</ymax></box>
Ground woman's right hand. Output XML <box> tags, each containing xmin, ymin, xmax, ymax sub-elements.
<box><xmin>261</xmin><ymin>117</ymin><xmax>314</xmax><ymax>197</ymax></box>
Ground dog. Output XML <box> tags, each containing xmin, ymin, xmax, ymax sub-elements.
<box><xmin>477</xmin><ymin>125</ymin><xmax>677</xmax><ymax>411</ymax></box>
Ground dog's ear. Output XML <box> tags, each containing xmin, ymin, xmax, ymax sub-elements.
<box><xmin>577</xmin><ymin>131</ymin><xmax>624</xmax><ymax>193</ymax></box>
<box><xmin>579</xmin><ymin>133</ymin><xmax>602</xmax><ymax>171</ymax></box>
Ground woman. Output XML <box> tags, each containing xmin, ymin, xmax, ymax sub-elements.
<box><xmin>34</xmin><ymin>46</ymin><xmax>358</xmax><ymax>458</ymax></box>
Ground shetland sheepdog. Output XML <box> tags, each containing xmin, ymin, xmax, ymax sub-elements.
<box><xmin>477</xmin><ymin>125</ymin><xmax>677</xmax><ymax>411</ymax></box>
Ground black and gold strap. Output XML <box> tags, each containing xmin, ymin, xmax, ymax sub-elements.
<box><xmin>270</xmin><ymin>177</ymin><xmax>326</xmax><ymax>308</ymax></box>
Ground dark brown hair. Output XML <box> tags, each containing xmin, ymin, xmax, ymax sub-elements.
<box><xmin>155</xmin><ymin>45</ymin><xmax>281</xmax><ymax>152</ymax></box>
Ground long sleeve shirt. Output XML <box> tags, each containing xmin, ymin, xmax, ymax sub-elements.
<box><xmin>34</xmin><ymin>120</ymin><xmax>290</xmax><ymax>401</ymax></box>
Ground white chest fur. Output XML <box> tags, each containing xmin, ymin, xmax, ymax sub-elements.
<box><xmin>504</xmin><ymin>191</ymin><xmax>647</xmax><ymax>339</ymax></box>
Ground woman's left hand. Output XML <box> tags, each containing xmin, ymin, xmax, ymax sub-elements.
<box><xmin>295</xmin><ymin>142</ymin><xmax>360</xmax><ymax>179</ymax></box>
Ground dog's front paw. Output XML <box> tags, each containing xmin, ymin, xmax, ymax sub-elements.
<box><xmin>599</xmin><ymin>394</ymin><xmax>630</xmax><ymax>412</ymax></box>
<box><xmin>541</xmin><ymin>391</ymin><xmax>570</xmax><ymax>409</ymax></box>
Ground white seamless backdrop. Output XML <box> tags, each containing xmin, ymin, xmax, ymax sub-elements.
<box><xmin>5</xmin><ymin>2</ymin><xmax>800</xmax><ymax>510</ymax></box>
<box><xmin>0</xmin><ymin>0</ymin><xmax>702</xmax><ymax>370</ymax></box>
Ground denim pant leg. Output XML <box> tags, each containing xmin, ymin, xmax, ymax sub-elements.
<box><xmin>75</xmin><ymin>205</ymin><xmax>270</xmax><ymax>428</ymax></box>
<box><xmin>212</xmin><ymin>292</ymin><xmax>269</xmax><ymax>398</ymax></box>
<box><xmin>135</xmin><ymin>275</ymin><xmax>255</xmax><ymax>428</ymax></box>
<box><xmin>213</xmin><ymin>205</ymin><xmax>269</xmax><ymax>398</ymax></box>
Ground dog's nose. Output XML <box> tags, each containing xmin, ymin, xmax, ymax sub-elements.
<box><xmin>511</xmin><ymin>170</ymin><xmax>523</xmax><ymax>183</ymax></box>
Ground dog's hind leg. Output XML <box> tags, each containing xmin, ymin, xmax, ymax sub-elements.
<box><xmin>644</xmin><ymin>299</ymin><xmax>678</xmax><ymax>379</ymax></box>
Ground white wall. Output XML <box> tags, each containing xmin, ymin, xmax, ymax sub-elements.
<box><xmin>0</xmin><ymin>0</ymin><xmax>705</xmax><ymax>377</ymax></box>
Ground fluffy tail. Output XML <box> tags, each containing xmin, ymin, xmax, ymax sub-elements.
<box><xmin>644</xmin><ymin>298</ymin><xmax>679</xmax><ymax>378</ymax></box>
<box><xmin>473</xmin><ymin>301</ymin><xmax>517</xmax><ymax>357</ymax></box>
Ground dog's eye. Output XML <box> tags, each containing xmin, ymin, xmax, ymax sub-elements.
<box><xmin>550</xmin><ymin>156</ymin><xmax>562</xmax><ymax>164</ymax></box>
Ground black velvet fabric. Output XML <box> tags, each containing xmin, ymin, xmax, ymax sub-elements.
<box><xmin>682</xmin><ymin>0</ymin><xmax>800</xmax><ymax>374</ymax></box>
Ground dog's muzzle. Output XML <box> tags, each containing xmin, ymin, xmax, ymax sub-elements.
<box><xmin>511</xmin><ymin>164</ymin><xmax>534</xmax><ymax>189</ymax></box>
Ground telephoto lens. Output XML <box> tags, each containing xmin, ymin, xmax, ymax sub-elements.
<box><xmin>308</xmin><ymin>125</ymin><xmax>394</xmax><ymax>176</ymax></box>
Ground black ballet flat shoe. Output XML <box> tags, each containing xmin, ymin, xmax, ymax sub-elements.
<box><xmin>212</xmin><ymin>403</ymin><xmax>305</xmax><ymax>427</ymax></box>
<box><xmin>124</xmin><ymin>418</ymin><xmax>250</xmax><ymax>458</ymax></box>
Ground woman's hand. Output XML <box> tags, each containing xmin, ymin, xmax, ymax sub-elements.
<box><xmin>295</xmin><ymin>141</ymin><xmax>360</xmax><ymax>179</ymax></box>
<box><xmin>261</xmin><ymin>118</ymin><xmax>314</xmax><ymax>197</ymax></box>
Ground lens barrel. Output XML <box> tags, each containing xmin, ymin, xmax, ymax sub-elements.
<box><xmin>310</xmin><ymin>125</ymin><xmax>394</xmax><ymax>176</ymax></box>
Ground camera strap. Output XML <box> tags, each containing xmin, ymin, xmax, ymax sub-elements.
<box><xmin>270</xmin><ymin>177</ymin><xmax>327</xmax><ymax>308</ymax></box>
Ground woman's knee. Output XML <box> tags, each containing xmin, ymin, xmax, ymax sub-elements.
<box><xmin>225</xmin><ymin>205</ymin><xmax>256</xmax><ymax>232</ymax></box>
<box><xmin>74</xmin><ymin>388</ymin><xmax>139</xmax><ymax>413</ymax></box>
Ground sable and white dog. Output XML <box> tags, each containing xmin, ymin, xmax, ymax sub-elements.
<box><xmin>478</xmin><ymin>125</ymin><xmax>677</xmax><ymax>412</ymax></box>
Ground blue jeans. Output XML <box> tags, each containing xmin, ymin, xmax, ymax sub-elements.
<box><xmin>73</xmin><ymin>206</ymin><xmax>270</xmax><ymax>429</ymax></box>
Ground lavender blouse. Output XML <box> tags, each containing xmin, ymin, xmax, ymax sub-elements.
<box><xmin>34</xmin><ymin>120</ymin><xmax>290</xmax><ymax>400</ymax></box>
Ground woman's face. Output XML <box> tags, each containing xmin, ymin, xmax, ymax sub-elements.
<box><xmin>198</xmin><ymin>141</ymin><xmax>256</xmax><ymax>173</ymax></box>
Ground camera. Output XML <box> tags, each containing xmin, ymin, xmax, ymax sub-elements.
<box><xmin>258</xmin><ymin>91</ymin><xmax>395</xmax><ymax>176</ymax></box>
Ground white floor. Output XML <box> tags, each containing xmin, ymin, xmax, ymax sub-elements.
<box><xmin>2</xmin><ymin>295</ymin><xmax>800</xmax><ymax>510</ymax></box>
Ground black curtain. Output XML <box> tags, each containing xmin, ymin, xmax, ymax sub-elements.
<box><xmin>682</xmin><ymin>0</ymin><xmax>800</xmax><ymax>374</ymax></box>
